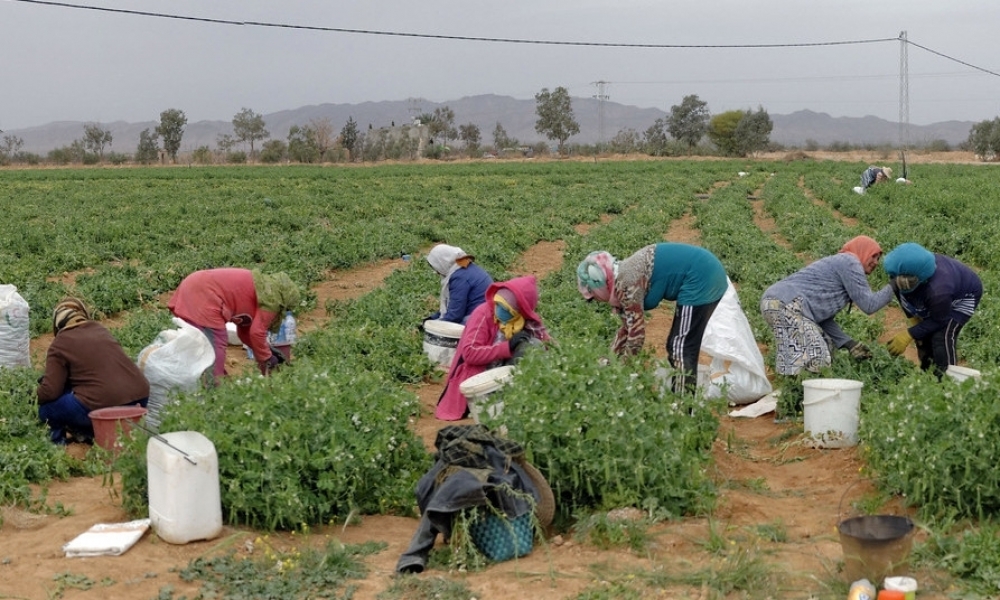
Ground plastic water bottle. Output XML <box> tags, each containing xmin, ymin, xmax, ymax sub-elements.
<box><xmin>848</xmin><ymin>579</ymin><xmax>876</xmax><ymax>600</ymax></box>
<box><xmin>282</xmin><ymin>311</ymin><xmax>297</xmax><ymax>344</ymax></box>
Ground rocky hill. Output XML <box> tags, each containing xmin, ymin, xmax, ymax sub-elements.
<box><xmin>6</xmin><ymin>94</ymin><xmax>974</xmax><ymax>155</ymax></box>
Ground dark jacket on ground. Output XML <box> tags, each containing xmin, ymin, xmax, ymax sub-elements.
<box><xmin>395</xmin><ymin>425</ymin><xmax>540</xmax><ymax>574</ymax></box>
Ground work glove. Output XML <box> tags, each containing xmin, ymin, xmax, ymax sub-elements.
<box><xmin>258</xmin><ymin>347</ymin><xmax>287</xmax><ymax>376</ymax></box>
<box><xmin>508</xmin><ymin>331</ymin><xmax>531</xmax><ymax>354</ymax></box>
<box><xmin>844</xmin><ymin>340</ymin><xmax>872</xmax><ymax>361</ymax></box>
<box><xmin>892</xmin><ymin>275</ymin><xmax>920</xmax><ymax>294</ymax></box>
<box><xmin>887</xmin><ymin>331</ymin><xmax>913</xmax><ymax>356</ymax></box>
<box><xmin>907</xmin><ymin>316</ymin><xmax>922</xmax><ymax>327</ymax></box>
<box><xmin>258</xmin><ymin>355</ymin><xmax>280</xmax><ymax>376</ymax></box>
<box><xmin>270</xmin><ymin>345</ymin><xmax>288</xmax><ymax>364</ymax></box>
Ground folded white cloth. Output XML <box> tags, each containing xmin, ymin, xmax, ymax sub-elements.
<box><xmin>63</xmin><ymin>518</ymin><xmax>151</xmax><ymax>557</ymax></box>
<box><xmin>728</xmin><ymin>391</ymin><xmax>779</xmax><ymax>418</ymax></box>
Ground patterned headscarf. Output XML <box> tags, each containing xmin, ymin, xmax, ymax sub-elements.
<box><xmin>576</xmin><ymin>251</ymin><xmax>618</xmax><ymax>306</ymax></box>
<box><xmin>252</xmin><ymin>270</ymin><xmax>301</xmax><ymax>331</ymax></box>
<box><xmin>52</xmin><ymin>297</ymin><xmax>91</xmax><ymax>335</ymax></box>
<box><xmin>839</xmin><ymin>235</ymin><xmax>882</xmax><ymax>265</ymax></box>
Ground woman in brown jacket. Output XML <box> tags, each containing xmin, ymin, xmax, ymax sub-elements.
<box><xmin>37</xmin><ymin>298</ymin><xmax>150</xmax><ymax>444</ymax></box>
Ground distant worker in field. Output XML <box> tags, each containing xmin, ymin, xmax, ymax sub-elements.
<box><xmin>760</xmin><ymin>235</ymin><xmax>893</xmax><ymax>376</ymax></box>
<box><xmin>436</xmin><ymin>276</ymin><xmax>551</xmax><ymax>421</ymax></box>
<box><xmin>424</xmin><ymin>244</ymin><xmax>493</xmax><ymax>325</ymax></box>
<box><xmin>168</xmin><ymin>268</ymin><xmax>301</xmax><ymax>378</ymax></box>
<box><xmin>884</xmin><ymin>242</ymin><xmax>982</xmax><ymax>377</ymax></box>
<box><xmin>853</xmin><ymin>166</ymin><xmax>893</xmax><ymax>194</ymax></box>
<box><xmin>37</xmin><ymin>298</ymin><xmax>150</xmax><ymax>444</ymax></box>
<box><xmin>576</xmin><ymin>243</ymin><xmax>728</xmax><ymax>395</ymax></box>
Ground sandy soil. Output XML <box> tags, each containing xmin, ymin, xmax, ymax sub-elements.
<box><xmin>0</xmin><ymin>174</ymin><xmax>944</xmax><ymax>600</ymax></box>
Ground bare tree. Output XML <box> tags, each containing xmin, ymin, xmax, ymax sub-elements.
<box><xmin>309</xmin><ymin>118</ymin><xmax>336</xmax><ymax>162</ymax></box>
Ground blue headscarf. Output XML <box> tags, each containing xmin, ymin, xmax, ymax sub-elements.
<box><xmin>883</xmin><ymin>243</ymin><xmax>937</xmax><ymax>284</ymax></box>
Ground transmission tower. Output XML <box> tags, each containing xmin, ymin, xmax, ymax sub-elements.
<box><xmin>592</xmin><ymin>81</ymin><xmax>610</xmax><ymax>151</ymax></box>
<box><xmin>898</xmin><ymin>31</ymin><xmax>910</xmax><ymax>150</ymax></box>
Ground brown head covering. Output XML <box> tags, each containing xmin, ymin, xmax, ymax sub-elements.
<box><xmin>839</xmin><ymin>235</ymin><xmax>882</xmax><ymax>265</ymax></box>
<box><xmin>52</xmin><ymin>297</ymin><xmax>91</xmax><ymax>335</ymax></box>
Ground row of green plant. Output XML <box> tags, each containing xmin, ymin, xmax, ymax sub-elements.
<box><xmin>4</xmin><ymin>159</ymin><xmax>1000</xmax><ymax>594</ymax></box>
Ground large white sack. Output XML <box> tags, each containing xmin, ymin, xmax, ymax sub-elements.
<box><xmin>0</xmin><ymin>284</ymin><xmax>31</xmax><ymax>368</ymax></box>
<box><xmin>700</xmin><ymin>280</ymin><xmax>772</xmax><ymax>405</ymax></box>
<box><xmin>137</xmin><ymin>318</ymin><xmax>214</xmax><ymax>430</ymax></box>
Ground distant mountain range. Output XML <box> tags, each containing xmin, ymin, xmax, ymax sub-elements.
<box><xmin>6</xmin><ymin>94</ymin><xmax>975</xmax><ymax>155</ymax></box>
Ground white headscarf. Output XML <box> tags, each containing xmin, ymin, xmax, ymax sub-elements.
<box><xmin>426</xmin><ymin>244</ymin><xmax>470</xmax><ymax>316</ymax></box>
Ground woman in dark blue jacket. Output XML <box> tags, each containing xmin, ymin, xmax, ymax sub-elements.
<box><xmin>425</xmin><ymin>244</ymin><xmax>493</xmax><ymax>324</ymax></box>
<box><xmin>884</xmin><ymin>242</ymin><xmax>982</xmax><ymax>376</ymax></box>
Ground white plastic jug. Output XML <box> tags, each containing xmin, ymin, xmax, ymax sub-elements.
<box><xmin>802</xmin><ymin>378</ymin><xmax>863</xmax><ymax>448</ymax></box>
<box><xmin>147</xmin><ymin>431</ymin><xmax>223</xmax><ymax>544</ymax></box>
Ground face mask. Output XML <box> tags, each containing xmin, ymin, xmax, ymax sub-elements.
<box><xmin>495</xmin><ymin>303</ymin><xmax>514</xmax><ymax>323</ymax></box>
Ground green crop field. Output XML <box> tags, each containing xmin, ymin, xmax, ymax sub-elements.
<box><xmin>2</xmin><ymin>159</ymin><xmax>1000</xmax><ymax>597</ymax></box>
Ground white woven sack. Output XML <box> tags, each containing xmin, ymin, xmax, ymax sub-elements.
<box><xmin>0</xmin><ymin>284</ymin><xmax>31</xmax><ymax>368</ymax></box>
<box><xmin>700</xmin><ymin>280</ymin><xmax>773</xmax><ymax>405</ymax></box>
<box><xmin>137</xmin><ymin>318</ymin><xmax>214</xmax><ymax>430</ymax></box>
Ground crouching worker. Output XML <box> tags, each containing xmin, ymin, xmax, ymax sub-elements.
<box><xmin>436</xmin><ymin>276</ymin><xmax>551</xmax><ymax>421</ymax></box>
<box><xmin>37</xmin><ymin>298</ymin><xmax>150</xmax><ymax>444</ymax></box>
<box><xmin>884</xmin><ymin>242</ymin><xmax>982</xmax><ymax>377</ymax></box>
<box><xmin>760</xmin><ymin>235</ymin><xmax>894</xmax><ymax>375</ymax></box>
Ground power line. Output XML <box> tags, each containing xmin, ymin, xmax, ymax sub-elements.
<box><xmin>11</xmin><ymin>0</ymin><xmax>1000</xmax><ymax>79</ymax></box>
<box><xmin>12</xmin><ymin>0</ymin><xmax>895</xmax><ymax>49</ymax></box>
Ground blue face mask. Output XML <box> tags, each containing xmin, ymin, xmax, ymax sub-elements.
<box><xmin>495</xmin><ymin>303</ymin><xmax>514</xmax><ymax>323</ymax></box>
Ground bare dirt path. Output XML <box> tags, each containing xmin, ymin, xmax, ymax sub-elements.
<box><xmin>1</xmin><ymin>220</ymin><xmax>945</xmax><ymax>598</ymax></box>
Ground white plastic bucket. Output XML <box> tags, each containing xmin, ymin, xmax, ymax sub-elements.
<box><xmin>802</xmin><ymin>378</ymin><xmax>863</xmax><ymax>448</ymax></box>
<box><xmin>946</xmin><ymin>365</ymin><xmax>981</xmax><ymax>383</ymax></box>
<box><xmin>147</xmin><ymin>431</ymin><xmax>223</xmax><ymax>544</ymax></box>
<box><xmin>422</xmin><ymin>320</ymin><xmax>465</xmax><ymax>366</ymax></box>
<box><xmin>460</xmin><ymin>365</ymin><xmax>514</xmax><ymax>423</ymax></box>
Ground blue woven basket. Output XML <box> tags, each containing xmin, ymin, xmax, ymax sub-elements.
<box><xmin>469</xmin><ymin>510</ymin><xmax>534</xmax><ymax>562</ymax></box>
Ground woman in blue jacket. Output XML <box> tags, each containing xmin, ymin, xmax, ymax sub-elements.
<box><xmin>425</xmin><ymin>244</ymin><xmax>493</xmax><ymax>324</ymax></box>
<box><xmin>884</xmin><ymin>242</ymin><xmax>982</xmax><ymax>376</ymax></box>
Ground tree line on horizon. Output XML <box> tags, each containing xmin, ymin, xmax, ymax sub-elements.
<box><xmin>2</xmin><ymin>88</ymin><xmax>994</xmax><ymax>167</ymax></box>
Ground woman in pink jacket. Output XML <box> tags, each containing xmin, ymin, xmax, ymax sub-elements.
<box><xmin>436</xmin><ymin>276</ymin><xmax>551</xmax><ymax>421</ymax></box>
<box><xmin>168</xmin><ymin>268</ymin><xmax>301</xmax><ymax>378</ymax></box>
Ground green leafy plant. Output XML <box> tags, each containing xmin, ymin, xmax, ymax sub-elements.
<box><xmin>492</xmin><ymin>341</ymin><xmax>720</xmax><ymax>523</ymax></box>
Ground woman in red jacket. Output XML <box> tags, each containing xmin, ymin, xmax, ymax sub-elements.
<box><xmin>168</xmin><ymin>268</ymin><xmax>301</xmax><ymax>378</ymax></box>
<box><xmin>436</xmin><ymin>276</ymin><xmax>551</xmax><ymax>421</ymax></box>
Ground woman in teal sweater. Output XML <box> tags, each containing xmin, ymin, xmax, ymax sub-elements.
<box><xmin>577</xmin><ymin>243</ymin><xmax>729</xmax><ymax>394</ymax></box>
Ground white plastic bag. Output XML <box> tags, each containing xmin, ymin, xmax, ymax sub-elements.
<box><xmin>0</xmin><ymin>284</ymin><xmax>31</xmax><ymax>368</ymax></box>
<box><xmin>700</xmin><ymin>280</ymin><xmax>772</xmax><ymax>405</ymax></box>
<box><xmin>137</xmin><ymin>318</ymin><xmax>215</xmax><ymax>430</ymax></box>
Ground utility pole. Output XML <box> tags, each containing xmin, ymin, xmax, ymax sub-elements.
<box><xmin>592</xmin><ymin>81</ymin><xmax>610</xmax><ymax>152</ymax></box>
<box><xmin>898</xmin><ymin>31</ymin><xmax>910</xmax><ymax>151</ymax></box>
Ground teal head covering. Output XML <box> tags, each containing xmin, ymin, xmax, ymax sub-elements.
<box><xmin>883</xmin><ymin>243</ymin><xmax>937</xmax><ymax>290</ymax></box>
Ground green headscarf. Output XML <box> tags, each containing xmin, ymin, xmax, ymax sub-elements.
<box><xmin>252</xmin><ymin>270</ymin><xmax>301</xmax><ymax>331</ymax></box>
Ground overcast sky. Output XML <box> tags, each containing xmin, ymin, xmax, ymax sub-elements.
<box><xmin>2</xmin><ymin>0</ymin><xmax>999</xmax><ymax>131</ymax></box>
